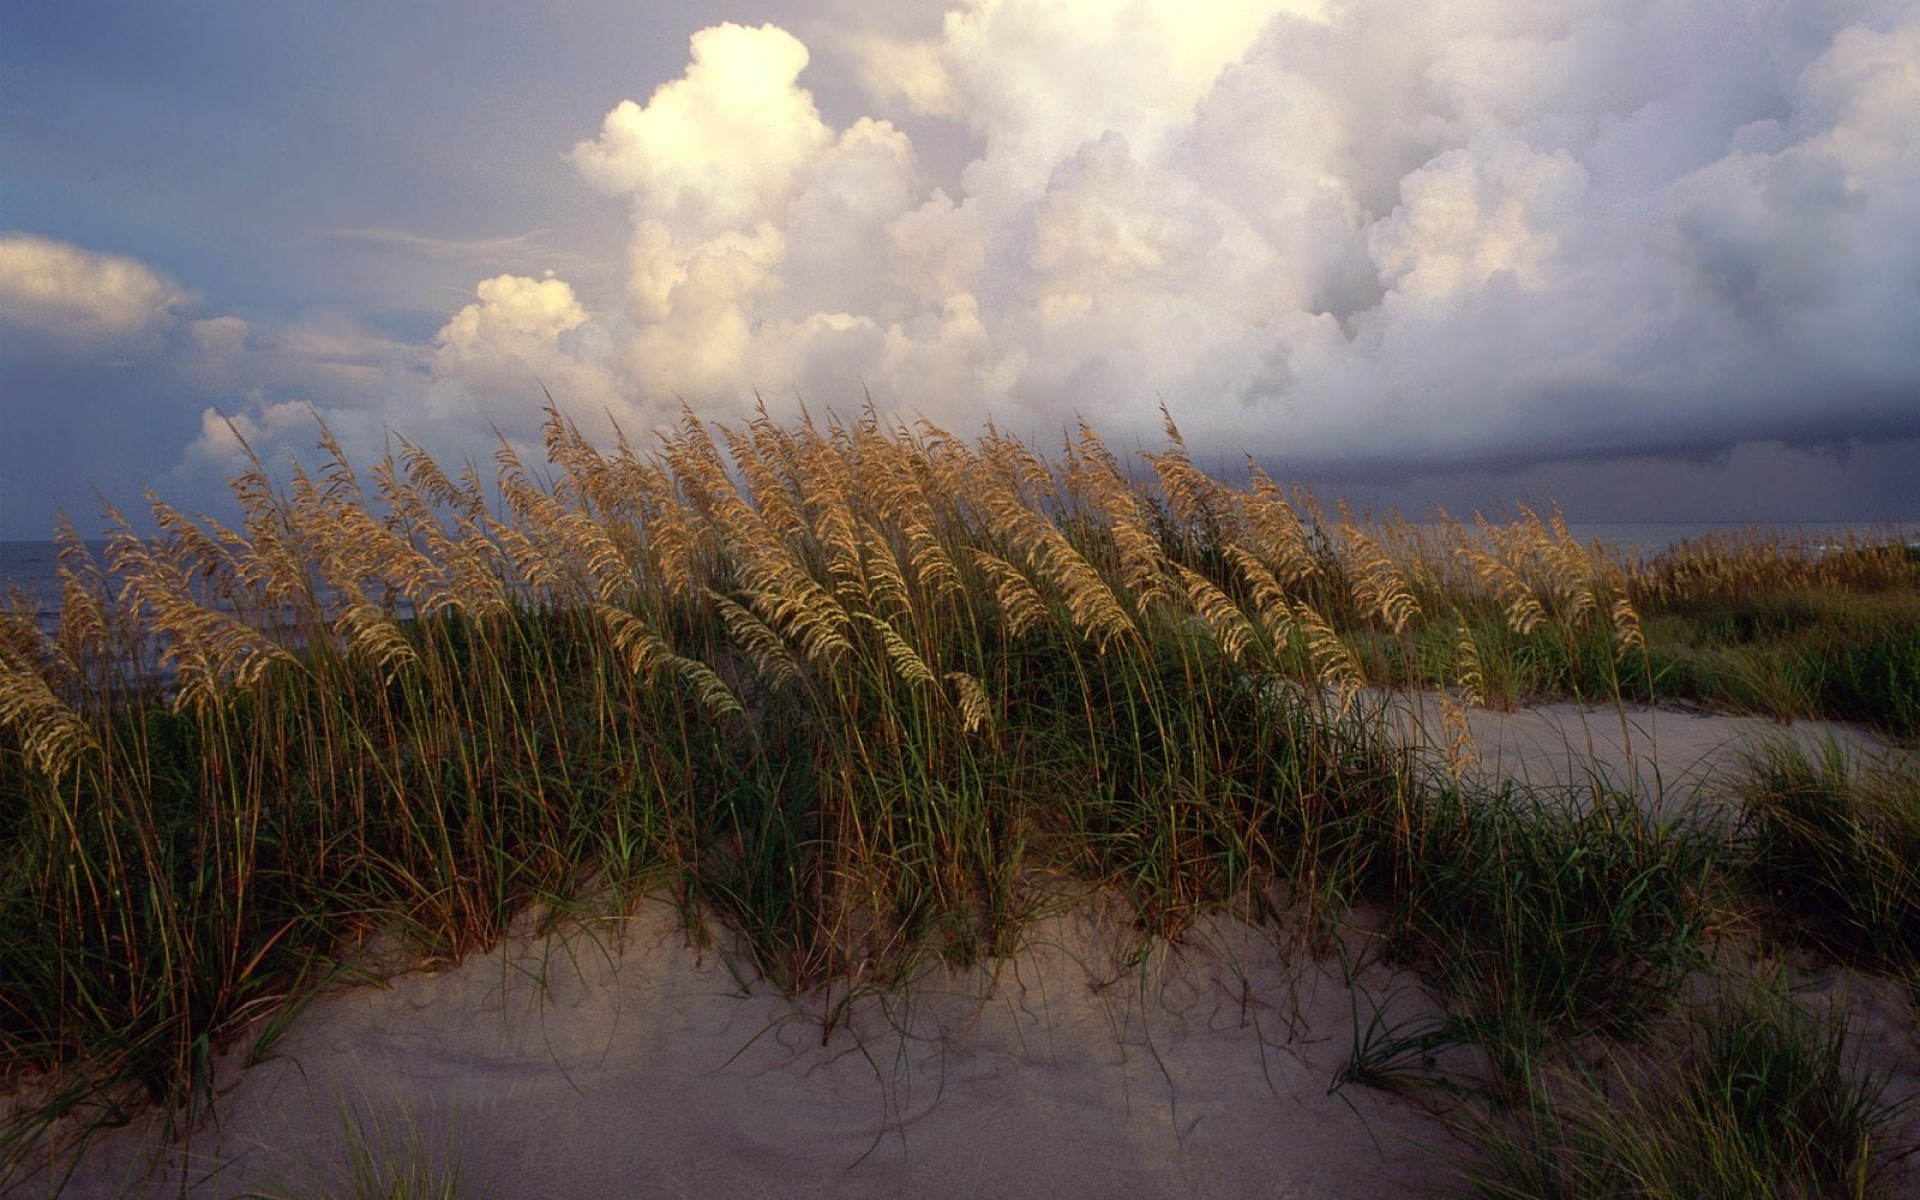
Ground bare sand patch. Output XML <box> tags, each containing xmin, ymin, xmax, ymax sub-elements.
<box><xmin>33</xmin><ymin>901</ymin><xmax>1454</xmax><ymax>1199</ymax></box>
<box><xmin>1390</xmin><ymin>696</ymin><xmax>1909</xmax><ymax>817</ymax></box>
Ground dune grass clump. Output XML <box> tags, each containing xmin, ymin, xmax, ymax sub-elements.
<box><xmin>1388</xmin><ymin>790</ymin><xmax>1712</xmax><ymax>1071</ymax></box>
<box><xmin>0</xmin><ymin>407</ymin><xmax>1421</xmax><ymax>1180</ymax></box>
<box><xmin>1738</xmin><ymin>739</ymin><xmax>1920</xmax><ymax>976</ymax></box>
<box><xmin>1456</xmin><ymin>977</ymin><xmax>1912</xmax><ymax>1200</ymax></box>
<box><xmin>1628</xmin><ymin>534</ymin><xmax>1920</xmax><ymax>736</ymax></box>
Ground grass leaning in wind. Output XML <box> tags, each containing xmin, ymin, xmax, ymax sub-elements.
<box><xmin>1736</xmin><ymin>737</ymin><xmax>1920</xmax><ymax>977</ymax></box>
<box><xmin>0</xmin><ymin>402</ymin><xmax>1914</xmax><ymax>1189</ymax></box>
<box><xmin>1451</xmin><ymin>973</ymin><xmax>1913</xmax><ymax>1200</ymax></box>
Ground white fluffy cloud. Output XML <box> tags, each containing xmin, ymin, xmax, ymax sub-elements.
<box><xmin>411</xmin><ymin>0</ymin><xmax>1919</xmax><ymax>473</ymax></box>
<box><xmin>426</xmin><ymin>272</ymin><xmax>623</xmax><ymax>431</ymax></box>
<box><xmin>0</xmin><ymin>234</ymin><xmax>186</xmax><ymax>345</ymax></box>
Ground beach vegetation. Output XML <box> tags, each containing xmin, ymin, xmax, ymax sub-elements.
<box><xmin>0</xmin><ymin>405</ymin><xmax>1913</xmax><ymax>1191</ymax></box>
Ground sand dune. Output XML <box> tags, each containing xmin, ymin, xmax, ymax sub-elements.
<box><xmin>18</xmin><ymin>703</ymin><xmax>1917</xmax><ymax>1199</ymax></box>
<box><xmin>40</xmin><ymin>902</ymin><xmax>1453</xmax><ymax>1199</ymax></box>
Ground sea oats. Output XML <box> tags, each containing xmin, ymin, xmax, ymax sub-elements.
<box><xmin>335</xmin><ymin>594</ymin><xmax>419</xmax><ymax>683</ymax></box>
<box><xmin>747</xmin><ymin>564</ymin><xmax>853</xmax><ymax>667</ymax></box>
<box><xmin>971</xmin><ymin>446</ymin><xmax>1138</xmax><ymax>651</ymax></box>
<box><xmin>1539</xmin><ymin>506</ymin><xmax>1599</xmax><ymax>630</ymax></box>
<box><xmin>973</xmin><ymin>550</ymin><xmax>1048</xmax><ymax>639</ymax></box>
<box><xmin>859</xmin><ymin>522</ymin><xmax>914</xmax><ymax>620</ymax></box>
<box><xmin>1143</xmin><ymin>407</ymin><xmax>1234</xmax><ymax>546</ymax></box>
<box><xmin>594</xmin><ymin>602</ymin><xmax>671</xmax><ymax>680</ymax></box>
<box><xmin>491</xmin><ymin>521</ymin><xmax>562</xmax><ymax>597</ymax></box>
<box><xmin>1610</xmin><ymin>595</ymin><xmax>1646</xmax><ymax>660</ymax></box>
<box><xmin>0</xmin><ymin>602</ymin><xmax>44</xmax><ymax>674</ymax></box>
<box><xmin>627</xmin><ymin>459</ymin><xmax>700</xmax><ymax>599</ymax></box>
<box><xmin>53</xmin><ymin>515</ymin><xmax>113</xmax><ymax>669</ymax></box>
<box><xmin>0</xmin><ymin>638</ymin><xmax>98</xmax><ymax>781</ymax></box>
<box><xmin>749</xmin><ymin>395</ymin><xmax>805</xmax><ymax>484</ymax></box>
<box><xmin>981</xmin><ymin>423</ymin><xmax>1056</xmax><ymax>508</ymax></box>
<box><xmin>902</xmin><ymin>518</ymin><xmax>962</xmax><ymax>605</ymax></box>
<box><xmin>1038</xmin><ymin>536</ymin><xmax>1138</xmax><ymax>651</ymax></box>
<box><xmin>804</xmin><ymin>468</ymin><xmax>867</xmax><ymax>609</ymax></box>
<box><xmin>1466</xmin><ymin>520</ymin><xmax>1548</xmax><ymax>637</ymax></box>
<box><xmin>1241</xmin><ymin>463</ymin><xmax>1318</xmax><ymax>585</ymax></box>
<box><xmin>1436</xmin><ymin>690</ymin><xmax>1480</xmax><ymax>785</ymax></box>
<box><xmin>712</xmin><ymin>591</ymin><xmax>802</xmax><ymax>688</ymax></box>
<box><xmin>110</xmin><ymin>520</ymin><xmax>295</xmax><ymax>713</ymax></box>
<box><xmin>665</xmin><ymin>652</ymin><xmax>744</xmax><ymax>718</ymax></box>
<box><xmin>945</xmin><ymin>670</ymin><xmax>993</xmax><ymax>736</ymax></box>
<box><xmin>1341</xmin><ymin>521</ymin><xmax>1421</xmax><ymax>635</ymax></box>
<box><xmin>1176</xmin><ymin>564</ymin><xmax>1255</xmax><ymax>666</ymax></box>
<box><xmin>594</xmin><ymin>601</ymin><xmax>743</xmax><ymax>716</ymax></box>
<box><xmin>400</xmin><ymin>436</ymin><xmax>486</xmax><ymax>521</ymax></box>
<box><xmin>1452</xmin><ymin>621</ymin><xmax>1486</xmax><ymax>710</ymax></box>
<box><xmin>723</xmin><ymin>421</ymin><xmax>808</xmax><ymax>545</ymax></box>
<box><xmin>1065</xmin><ymin>423</ymin><xmax>1174</xmax><ymax>609</ymax></box>
<box><xmin>1224</xmin><ymin>543</ymin><xmax>1296</xmax><ymax>646</ymax></box>
<box><xmin>369</xmin><ymin>453</ymin><xmax>461</xmax><ymax>618</ymax></box>
<box><xmin>858</xmin><ymin>611</ymin><xmax>937</xmax><ymax>688</ymax></box>
<box><xmin>1294</xmin><ymin>600</ymin><xmax>1364</xmax><ymax>718</ymax></box>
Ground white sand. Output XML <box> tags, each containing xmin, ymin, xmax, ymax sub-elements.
<box><xmin>14</xmin><ymin>702</ymin><xmax>1918</xmax><ymax>1199</ymax></box>
<box><xmin>33</xmin><ymin>904</ymin><xmax>1454</xmax><ymax>1199</ymax></box>
<box><xmin>1391</xmin><ymin>696</ymin><xmax>1909</xmax><ymax>818</ymax></box>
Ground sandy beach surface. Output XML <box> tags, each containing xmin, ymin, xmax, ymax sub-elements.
<box><xmin>1392</xmin><ymin>695</ymin><xmax>1910</xmax><ymax>814</ymax></box>
<box><xmin>14</xmin><ymin>702</ymin><xmax>1919</xmax><ymax>1199</ymax></box>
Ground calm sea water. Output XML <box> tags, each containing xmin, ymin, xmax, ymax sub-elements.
<box><xmin>0</xmin><ymin>540</ymin><xmax>78</xmax><ymax>621</ymax></box>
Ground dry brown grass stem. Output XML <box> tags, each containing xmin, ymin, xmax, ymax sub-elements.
<box><xmin>0</xmin><ymin>619</ymin><xmax>98</xmax><ymax>781</ymax></box>
<box><xmin>972</xmin><ymin>550</ymin><xmax>1049</xmax><ymax>639</ymax></box>
<box><xmin>1340</xmin><ymin>519</ymin><xmax>1421</xmax><ymax>635</ymax></box>
<box><xmin>1176</xmin><ymin>564</ymin><xmax>1255</xmax><ymax>666</ymax></box>
<box><xmin>108</xmin><ymin>508</ymin><xmax>296</xmax><ymax>713</ymax></box>
<box><xmin>1143</xmin><ymin>407</ymin><xmax>1234</xmax><ymax>543</ymax></box>
<box><xmin>1294</xmin><ymin>600</ymin><xmax>1365</xmax><ymax>717</ymax></box>
<box><xmin>711</xmin><ymin>591</ymin><xmax>802</xmax><ymax>688</ymax></box>
<box><xmin>1240</xmin><ymin>464</ymin><xmax>1319</xmax><ymax>585</ymax></box>
<box><xmin>1466</xmin><ymin>518</ymin><xmax>1549</xmax><ymax>637</ymax></box>
<box><xmin>945</xmin><ymin>670</ymin><xmax>993</xmax><ymax>736</ymax></box>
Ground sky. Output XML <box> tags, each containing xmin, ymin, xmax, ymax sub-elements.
<box><xmin>3</xmin><ymin>0</ymin><xmax>1918</xmax><ymax>541</ymax></box>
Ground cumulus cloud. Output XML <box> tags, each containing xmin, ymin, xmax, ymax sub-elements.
<box><xmin>410</xmin><ymin>0</ymin><xmax>1920</xmax><ymax>481</ymax></box>
<box><xmin>166</xmin><ymin>310</ymin><xmax>440</xmax><ymax>488</ymax></box>
<box><xmin>184</xmin><ymin>398</ymin><xmax>318</xmax><ymax>469</ymax></box>
<box><xmin>0</xmin><ymin>234</ymin><xmax>187</xmax><ymax>346</ymax></box>
<box><xmin>572</xmin><ymin>23</ymin><xmax>834</xmax><ymax>239</ymax></box>
<box><xmin>423</xmin><ymin>272</ymin><xmax>622</xmax><ymax>432</ymax></box>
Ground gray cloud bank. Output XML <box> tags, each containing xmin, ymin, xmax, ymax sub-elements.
<box><xmin>6</xmin><ymin>0</ymin><xmax>1918</xmax><ymax>536</ymax></box>
<box><xmin>450</xmin><ymin>0</ymin><xmax>1920</xmax><ymax>471</ymax></box>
